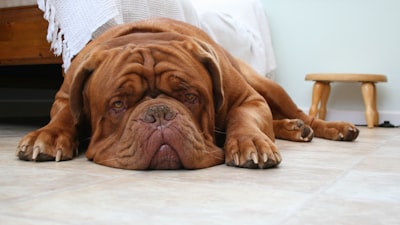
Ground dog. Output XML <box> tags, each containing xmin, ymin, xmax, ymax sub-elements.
<box><xmin>16</xmin><ymin>18</ymin><xmax>359</xmax><ymax>170</ymax></box>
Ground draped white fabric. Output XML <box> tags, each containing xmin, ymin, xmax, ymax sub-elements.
<box><xmin>37</xmin><ymin>0</ymin><xmax>276</xmax><ymax>77</ymax></box>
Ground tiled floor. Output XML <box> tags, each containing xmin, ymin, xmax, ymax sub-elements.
<box><xmin>1</xmin><ymin>120</ymin><xmax>399</xmax><ymax>225</ymax></box>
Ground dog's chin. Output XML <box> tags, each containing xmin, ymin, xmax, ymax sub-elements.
<box><xmin>149</xmin><ymin>144</ymin><xmax>183</xmax><ymax>170</ymax></box>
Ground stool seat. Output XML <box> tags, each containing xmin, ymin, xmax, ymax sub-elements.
<box><xmin>305</xmin><ymin>73</ymin><xmax>387</xmax><ymax>83</ymax></box>
<box><xmin>305</xmin><ymin>73</ymin><xmax>387</xmax><ymax>128</ymax></box>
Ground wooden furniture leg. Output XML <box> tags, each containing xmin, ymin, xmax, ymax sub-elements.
<box><xmin>309</xmin><ymin>81</ymin><xmax>330</xmax><ymax>119</ymax></box>
<box><xmin>372</xmin><ymin>84</ymin><xmax>379</xmax><ymax>125</ymax></box>
<box><xmin>361</xmin><ymin>82</ymin><xmax>378</xmax><ymax>128</ymax></box>
<box><xmin>309</xmin><ymin>81</ymin><xmax>323</xmax><ymax>118</ymax></box>
<box><xmin>318</xmin><ymin>82</ymin><xmax>330</xmax><ymax>120</ymax></box>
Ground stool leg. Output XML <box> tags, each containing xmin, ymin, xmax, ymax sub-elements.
<box><xmin>309</xmin><ymin>81</ymin><xmax>324</xmax><ymax>118</ymax></box>
<box><xmin>308</xmin><ymin>81</ymin><xmax>329</xmax><ymax>119</ymax></box>
<box><xmin>372</xmin><ymin>84</ymin><xmax>379</xmax><ymax>125</ymax></box>
<box><xmin>361</xmin><ymin>82</ymin><xmax>378</xmax><ymax>128</ymax></box>
<box><xmin>318</xmin><ymin>82</ymin><xmax>330</xmax><ymax>120</ymax></box>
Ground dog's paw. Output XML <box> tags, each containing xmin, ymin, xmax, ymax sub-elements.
<box><xmin>313</xmin><ymin>121</ymin><xmax>360</xmax><ymax>141</ymax></box>
<box><xmin>273</xmin><ymin>119</ymin><xmax>314</xmax><ymax>142</ymax></box>
<box><xmin>16</xmin><ymin>127</ymin><xmax>77</xmax><ymax>162</ymax></box>
<box><xmin>224</xmin><ymin>133</ymin><xmax>281</xmax><ymax>169</ymax></box>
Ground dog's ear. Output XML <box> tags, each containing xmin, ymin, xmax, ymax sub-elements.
<box><xmin>183</xmin><ymin>38</ymin><xmax>225</xmax><ymax>112</ymax></box>
<box><xmin>69</xmin><ymin>49</ymin><xmax>104</xmax><ymax>125</ymax></box>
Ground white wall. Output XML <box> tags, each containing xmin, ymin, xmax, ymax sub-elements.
<box><xmin>261</xmin><ymin>0</ymin><xmax>400</xmax><ymax>126</ymax></box>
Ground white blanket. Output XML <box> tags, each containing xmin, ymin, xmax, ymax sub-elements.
<box><xmin>37</xmin><ymin>0</ymin><xmax>276</xmax><ymax>77</ymax></box>
<box><xmin>37</xmin><ymin>0</ymin><xmax>199</xmax><ymax>71</ymax></box>
<box><xmin>191</xmin><ymin>0</ymin><xmax>276</xmax><ymax>78</ymax></box>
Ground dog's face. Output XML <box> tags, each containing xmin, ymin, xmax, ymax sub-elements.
<box><xmin>69</xmin><ymin>32</ymin><xmax>225</xmax><ymax>169</ymax></box>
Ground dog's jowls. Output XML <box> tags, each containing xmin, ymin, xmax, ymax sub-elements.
<box><xmin>16</xmin><ymin>18</ymin><xmax>359</xmax><ymax>170</ymax></box>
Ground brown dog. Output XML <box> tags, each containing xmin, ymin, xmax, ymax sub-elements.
<box><xmin>16</xmin><ymin>18</ymin><xmax>359</xmax><ymax>170</ymax></box>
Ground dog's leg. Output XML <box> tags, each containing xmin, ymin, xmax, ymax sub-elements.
<box><xmin>239</xmin><ymin>61</ymin><xmax>359</xmax><ymax>141</ymax></box>
<box><xmin>222</xmin><ymin>96</ymin><xmax>282</xmax><ymax>169</ymax></box>
<box><xmin>256</xmin><ymin>78</ymin><xmax>359</xmax><ymax>141</ymax></box>
<box><xmin>16</xmin><ymin>83</ymin><xmax>79</xmax><ymax>162</ymax></box>
<box><xmin>261</xmin><ymin>79</ymin><xmax>358</xmax><ymax>141</ymax></box>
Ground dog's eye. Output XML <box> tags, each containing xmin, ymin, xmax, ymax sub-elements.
<box><xmin>110</xmin><ymin>100</ymin><xmax>126</xmax><ymax>116</ymax></box>
<box><xmin>185</xmin><ymin>93</ymin><xmax>197</xmax><ymax>103</ymax></box>
<box><xmin>113</xmin><ymin>100</ymin><xmax>124</xmax><ymax>109</ymax></box>
<box><xmin>112</xmin><ymin>100</ymin><xmax>125</xmax><ymax>110</ymax></box>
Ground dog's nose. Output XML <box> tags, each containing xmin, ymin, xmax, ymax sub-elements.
<box><xmin>143</xmin><ymin>105</ymin><xmax>176</xmax><ymax>124</ymax></box>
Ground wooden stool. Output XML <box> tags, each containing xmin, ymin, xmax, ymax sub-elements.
<box><xmin>305</xmin><ymin>73</ymin><xmax>387</xmax><ymax>128</ymax></box>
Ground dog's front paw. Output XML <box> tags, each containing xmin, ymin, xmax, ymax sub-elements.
<box><xmin>17</xmin><ymin>127</ymin><xmax>77</xmax><ymax>162</ymax></box>
<box><xmin>224</xmin><ymin>133</ymin><xmax>281</xmax><ymax>169</ymax></box>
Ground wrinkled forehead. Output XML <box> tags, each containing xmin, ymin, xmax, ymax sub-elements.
<box><xmin>90</xmin><ymin>32</ymin><xmax>205</xmax><ymax>76</ymax></box>
<box><xmin>85</xmin><ymin>32</ymin><xmax>212</xmax><ymax>96</ymax></box>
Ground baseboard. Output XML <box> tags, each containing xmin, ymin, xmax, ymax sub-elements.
<box><xmin>299</xmin><ymin>107</ymin><xmax>400</xmax><ymax>127</ymax></box>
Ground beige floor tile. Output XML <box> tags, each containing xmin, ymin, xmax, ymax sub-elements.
<box><xmin>283</xmin><ymin>196</ymin><xmax>400</xmax><ymax>225</ymax></box>
<box><xmin>323</xmin><ymin>170</ymin><xmax>400</xmax><ymax>202</ymax></box>
<box><xmin>354</xmin><ymin>152</ymin><xmax>400</xmax><ymax>173</ymax></box>
<box><xmin>0</xmin><ymin>163</ymin><xmax>113</xmax><ymax>202</ymax></box>
<box><xmin>1</xmin><ymin>170</ymin><xmax>311</xmax><ymax>225</ymax></box>
<box><xmin>1</xmin><ymin>124</ymin><xmax>400</xmax><ymax>225</ymax></box>
<box><xmin>0</xmin><ymin>215</ymin><xmax>67</xmax><ymax>225</ymax></box>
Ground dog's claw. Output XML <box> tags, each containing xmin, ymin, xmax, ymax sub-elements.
<box><xmin>55</xmin><ymin>150</ymin><xmax>62</xmax><ymax>162</ymax></box>
<box><xmin>17</xmin><ymin>145</ymin><xmax>27</xmax><ymax>156</ymax></box>
<box><xmin>16</xmin><ymin>145</ymin><xmax>24</xmax><ymax>156</ymax></box>
<box><xmin>262</xmin><ymin>153</ymin><xmax>268</xmax><ymax>163</ymax></box>
<box><xmin>250</xmin><ymin>152</ymin><xmax>258</xmax><ymax>164</ymax></box>
<box><xmin>233</xmin><ymin>153</ymin><xmax>240</xmax><ymax>166</ymax></box>
<box><xmin>296</xmin><ymin>119</ymin><xmax>304</xmax><ymax>127</ymax></box>
<box><xmin>32</xmin><ymin>146</ymin><xmax>40</xmax><ymax>160</ymax></box>
<box><xmin>274</xmin><ymin>152</ymin><xmax>281</xmax><ymax>163</ymax></box>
